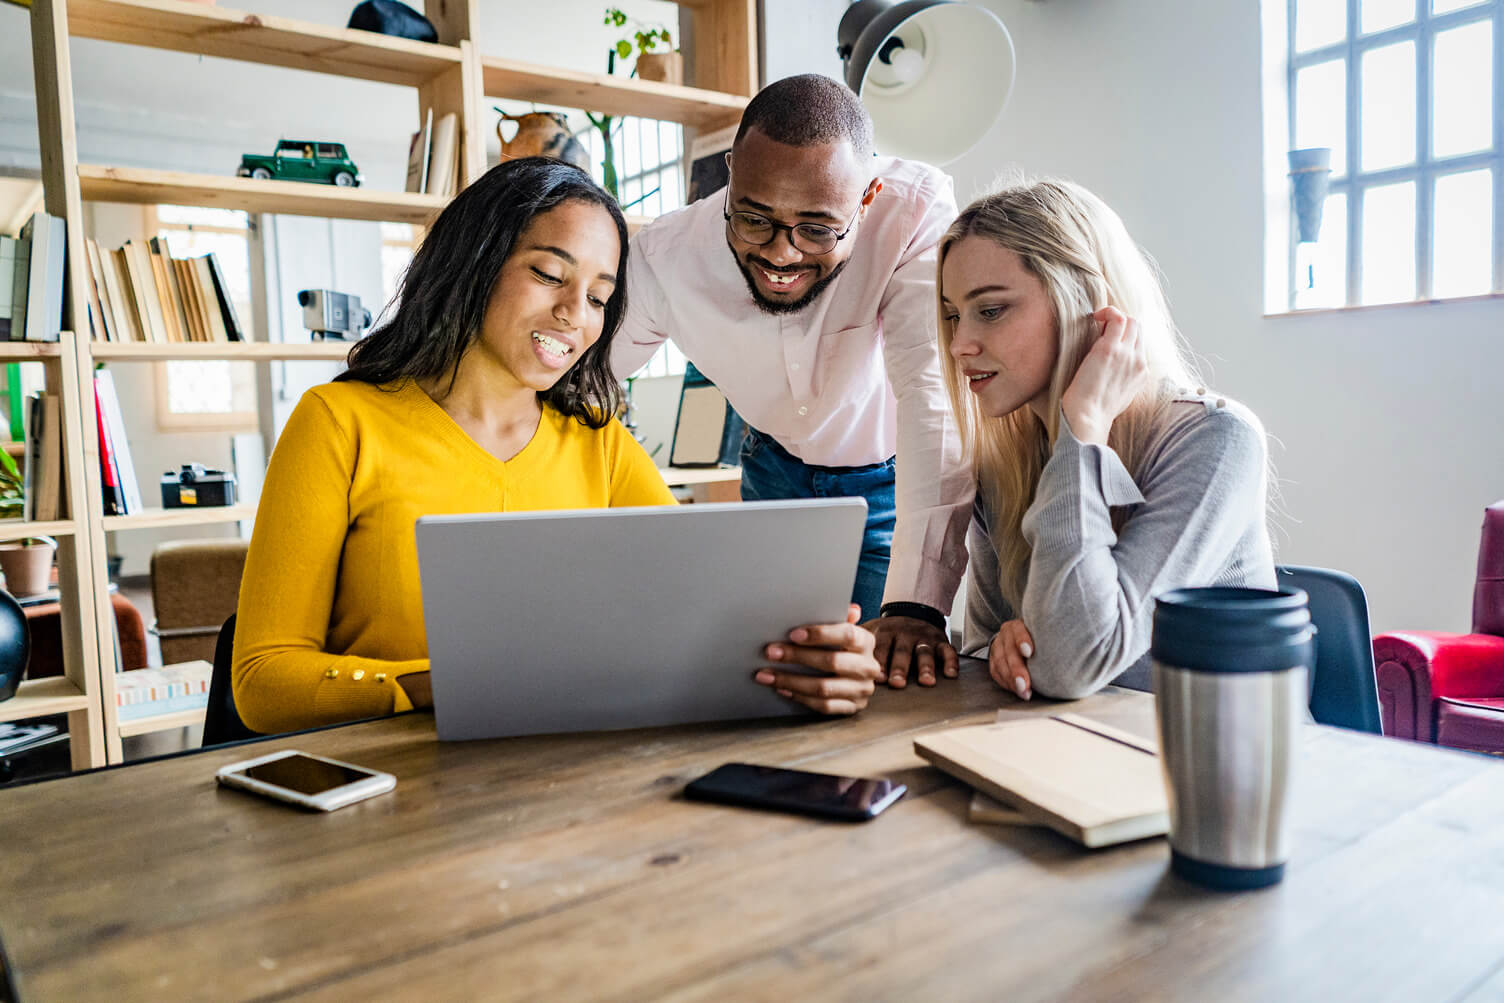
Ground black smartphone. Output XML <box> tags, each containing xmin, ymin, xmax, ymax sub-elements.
<box><xmin>683</xmin><ymin>762</ymin><xmax>907</xmax><ymax>822</ymax></box>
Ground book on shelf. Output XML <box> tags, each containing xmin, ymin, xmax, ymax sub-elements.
<box><xmin>94</xmin><ymin>379</ymin><xmax>127</xmax><ymax>516</ymax></box>
<box><xmin>94</xmin><ymin>369</ymin><xmax>142</xmax><ymax>514</ymax></box>
<box><xmin>0</xmin><ymin>721</ymin><xmax>60</xmax><ymax>757</ymax></box>
<box><xmin>8</xmin><ymin>211</ymin><xmax>66</xmax><ymax>343</ymax></box>
<box><xmin>21</xmin><ymin>391</ymin><xmax>62</xmax><ymax>523</ymax></box>
<box><xmin>0</xmin><ymin>234</ymin><xmax>17</xmax><ymax>340</ymax></box>
<box><xmin>426</xmin><ymin>111</ymin><xmax>459</xmax><ymax>197</ymax></box>
<box><xmin>85</xmin><ymin>239</ymin><xmax>244</xmax><ymax>343</ymax></box>
<box><xmin>115</xmin><ymin>660</ymin><xmax>213</xmax><ymax>722</ymax></box>
<box><xmin>405</xmin><ymin>107</ymin><xmax>434</xmax><ymax>195</ymax></box>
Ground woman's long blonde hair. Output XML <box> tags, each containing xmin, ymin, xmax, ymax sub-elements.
<box><xmin>938</xmin><ymin>179</ymin><xmax>1203</xmax><ymax>611</ymax></box>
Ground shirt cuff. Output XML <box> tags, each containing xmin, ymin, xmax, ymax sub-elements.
<box><xmin>1056</xmin><ymin>411</ymin><xmax>1145</xmax><ymax>507</ymax></box>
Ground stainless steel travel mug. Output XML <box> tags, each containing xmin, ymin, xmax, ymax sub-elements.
<box><xmin>1151</xmin><ymin>587</ymin><xmax>1314</xmax><ymax>890</ymax></box>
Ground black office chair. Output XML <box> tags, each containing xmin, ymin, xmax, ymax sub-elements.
<box><xmin>203</xmin><ymin>614</ymin><xmax>259</xmax><ymax>747</ymax></box>
<box><xmin>1276</xmin><ymin>565</ymin><xmax>1383</xmax><ymax>734</ymax></box>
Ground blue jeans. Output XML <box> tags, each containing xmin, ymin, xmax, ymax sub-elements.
<box><xmin>738</xmin><ymin>427</ymin><xmax>896</xmax><ymax>622</ymax></box>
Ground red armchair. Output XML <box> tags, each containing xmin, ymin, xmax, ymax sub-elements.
<box><xmin>1373</xmin><ymin>501</ymin><xmax>1504</xmax><ymax>752</ymax></box>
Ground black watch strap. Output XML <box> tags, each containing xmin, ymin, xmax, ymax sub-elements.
<box><xmin>879</xmin><ymin>601</ymin><xmax>946</xmax><ymax>634</ymax></box>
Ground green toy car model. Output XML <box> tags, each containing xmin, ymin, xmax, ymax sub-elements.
<box><xmin>236</xmin><ymin>140</ymin><xmax>362</xmax><ymax>187</ymax></box>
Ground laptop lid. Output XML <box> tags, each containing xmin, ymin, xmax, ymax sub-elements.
<box><xmin>415</xmin><ymin>498</ymin><xmax>867</xmax><ymax>740</ymax></box>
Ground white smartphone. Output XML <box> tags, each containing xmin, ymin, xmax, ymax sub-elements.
<box><xmin>216</xmin><ymin>749</ymin><xmax>395</xmax><ymax>811</ymax></box>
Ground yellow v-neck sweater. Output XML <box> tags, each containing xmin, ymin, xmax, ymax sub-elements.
<box><xmin>232</xmin><ymin>378</ymin><xmax>676</xmax><ymax>734</ymax></box>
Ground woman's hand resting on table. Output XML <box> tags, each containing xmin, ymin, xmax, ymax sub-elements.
<box><xmin>989</xmin><ymin>619</ymin><xmax>1035</xmax><ymax>701</ymax></box>
<box><xmin>754</xmin><ymin>604</ymin><xmax>884</xmax><ymax>715</ymax></box>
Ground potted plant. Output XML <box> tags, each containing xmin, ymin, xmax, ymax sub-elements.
<box><xmin>605</xmin><ymin>7</ymin><xmax>682</xmax><ymax>85</ymax></box>
<box><xmin>0</xmin><ymin>449</ymin><xmax>57</xmax><ymax>598</ymax></box>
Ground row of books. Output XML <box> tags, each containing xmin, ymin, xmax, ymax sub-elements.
<box><xmin>22</xmin><ymin>390</ymin><xmax>63</xmax><ymax>523</ymax></box>
<box><xmin>1</xmin><ymin>211</ymin><xmax>66</xmax><ymax>343</ymax></box>
<box><xmin>83</xmin><ymin>237</ymin><xmax>245</xmax><ymax>344</ymax></box>
<box><xmin>94</xmin><ymin>369</ymin><xmax>142</xmax><ymax>516</ymax></box>
<box><xmin>115</xmin><ymin>659</ymin><xmax>212</xmax><ymax>722</ymax></box>
<box><xmin>405</xmin><ymin>108</ymin><xmax>460</xmax><ymax>197</ymax></box>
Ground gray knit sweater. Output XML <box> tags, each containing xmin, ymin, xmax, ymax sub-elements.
<box><xmin>961</xmin><ymin>391</ymin><xmax>1276</xmax><ymax>697</ymax></box>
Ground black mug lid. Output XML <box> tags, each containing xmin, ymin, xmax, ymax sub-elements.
<box><xmin>1151</xmin><ymin>587</ymin><xmax>1314</xmax><ymax>674</ymax></box>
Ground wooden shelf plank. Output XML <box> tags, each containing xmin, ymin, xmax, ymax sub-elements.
<box><xmin>0</xmin><ymin>677</ymin><xmax>90</xmax><ymax>724</ymax></box>
<box><xmin>117</xmin><ymin>706</ymin><xmax>205</xmax><ymax>738</ymax></box>
<box><xmin>78</xmin><ymin>165</ymin><xmax>447</xmax><ymax>225</ymax></box>
<box><xmin>90</xmin><ymin>342</ymin><xmax>355</xmax><ymax>361</ymax></box>
<box><xmin>102</xmin><ymin>505</ymin><xmax>255</xmax><ymax>532</ymax></box>
<box><xmin>67</xmin><ymin>0</ymin><xmax>463</xmax><ymax>87</ymax></box>
<box><xmin>0</xmin><ymin>342</ymin><xmax>64</xmax><ymax>360</ymax></box>
<box><xmin>483</xmin><ymin>57</ymin><xmax>747</xmax><ymax>130</ymax></box>
<box><xmin>0</xmin><ymin>519</ymin><xmax>80</xmax><ymax>539</ymax></box>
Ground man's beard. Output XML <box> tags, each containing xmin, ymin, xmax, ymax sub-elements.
<box><xmin>732</xmin><ymin>248</ymin><xmax>849</xmax><ymax>315</ymax></box>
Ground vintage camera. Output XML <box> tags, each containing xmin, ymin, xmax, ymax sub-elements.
<box><xmin>161</xmin><ymin>464</ymin><xmax>238</xmax><ymax>508</ymax></box>
<box><xmin>297</xmin><ymin>289</ymin><xmax>372</xmax><ymax>341</ymax></box>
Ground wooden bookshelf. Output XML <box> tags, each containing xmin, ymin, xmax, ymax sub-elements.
<box><xmin>77</xmin><ymin>166</ymin><xmax>448</xmax><ymax>225</ymax></box>
<box><xmin>116</xmin><ymin>706</ymin><xmax>205</xmax><ymax>738</ymax></box>
<box><xmin>91</xmin><ymin>342</ymin><xmax>355</xmax><ymax>361</ymax></box>
<box><xmin>66</xmin><ymin>0</ymin><xmax>464</xmax><ymax>87</ymax></box>
<box><xmin>0</xmin><ymin>519</ymin><xmax>80</xmax><ymax>539</ymax></box>
<box><xmin>0</xmin><ymin>677</ymin><xmax>91</xmax><ymax>725</ymax></box>
<box><xmin>0</xmin><ymin>342</ymin><xmax>64</xmax><ymax>360</ymax></box>
<box><xmin>483</xmin><ymin>57</ymin><xmax>748</xmax><ymax>131</ymax></box>
<box><xmin>102</xmin><ymin>504</ymin><xmax>257</xmax><ymax>532</ymax></box>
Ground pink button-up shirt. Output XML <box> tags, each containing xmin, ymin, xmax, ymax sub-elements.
<box><xmin>612</xmin><ymin>156</ymin><xmax>974</xmax><ymax>613</ymax></box>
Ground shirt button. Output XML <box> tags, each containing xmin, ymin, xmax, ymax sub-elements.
<box><xmin>1196</xmin><ymin>387</ymin><xmax>1206</xmax><ymax>396</ymax></box>
<box><xmin>797</xmin><ymin>406</ymin><xmax>809</xmax><ymax>416</ymax></box>
<box><xmin>324</xmin><ymin>668</ymin><xmax>339</xmax><ymax>679</ymax></box>
<box><xmin>1216</xmin><ymin>398</ymin><xmax>1227</xmax><ymax>408</ymax></box>
<box><xmin>352</xmin><ymin>669</ymin><xmax>365</xmax><ymax>681</ymax></box>
<box><xmin>790</xmin><ymin>362</ymin><xmax>801</xmax><ymax>371</ymax></box>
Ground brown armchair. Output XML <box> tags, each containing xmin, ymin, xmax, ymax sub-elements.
<box><xmin>149</xmin><ymin>539</ymin><xmax>250</xmax><ymax>666</ymax></box>
<box><xmin>1373</xmin><ymin>501</ymin><xmax>1504</xmax><ymax>753</ymax></box>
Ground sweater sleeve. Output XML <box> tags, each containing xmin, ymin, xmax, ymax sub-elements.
<box><xmin>232</xmin><ymin>392</ymin><xmax>428</xmax><ymax>734</ymax></box>
<box><xmin>961</xmin><ymin>498</ymin><xmax>1016</xmax><ymax>658</ymax></box>
<box><xmin>1018</xmin><ymin>405</ymin><xmax>1269</xmax><ymax>699</ymax></box>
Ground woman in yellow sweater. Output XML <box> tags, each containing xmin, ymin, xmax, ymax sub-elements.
<box><xmin>233</xmin><ymin>158</ymin><xmax>880</xmax><ymax>734</ymax></box>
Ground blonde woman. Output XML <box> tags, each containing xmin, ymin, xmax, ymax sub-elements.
<box><xmin>926</xmin><ymin>179</ymin><xmax>1274</xmax><ymax>700</ymax></box>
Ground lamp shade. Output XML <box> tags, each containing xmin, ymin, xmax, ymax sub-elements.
<box><xmin>837</xmin><ymin>0</ymin><xmax>1014</xmax><ymax>165</ymax></box>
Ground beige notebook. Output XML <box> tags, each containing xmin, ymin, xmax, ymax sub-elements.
<box><xmin>915</xmin><ymin>714</ymin><xmax>1168</xmax><ymax>848</ymax></box>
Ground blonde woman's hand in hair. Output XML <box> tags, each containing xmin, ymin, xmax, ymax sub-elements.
<box><xmin>1060</xmin><ymin>306</ymin><xmax>1150</xmax><ymax>446</ymax></box>
<box><xmin>868</xmin><ymin>616</ymin><xmax>959</xmax><ymax>689</ymax></box>
<box><xmin>753</xmin><ymin>605</ymin><xmax>885</xmax><ymax>715</ymax></box>
<box><xmin>988</xmin><ymin>619</ymin><xmax>1034</xmax><ymax>700</ymax></box>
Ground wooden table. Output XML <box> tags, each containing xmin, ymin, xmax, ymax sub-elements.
<box><xmin>660</xmin><ymin>464</ymin><xmax>742</xmax><ymax>503</ymax></box>
<box><xmin>3</xmin><ymin>668</ymin><xmax>1504</xmax><ymax>1001</ymax></box>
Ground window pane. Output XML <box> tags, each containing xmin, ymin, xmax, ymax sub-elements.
<box><xmin>1361</xmin><ymin>42</ymin><xmax>1416</xmax><ymax>171</ymax></box>
<box><xmin>1362</xmin><ymin>0</ymin><xmax>1416</xmax><ymax>33</ymax></box>
<box><xmin>1433</xmin><ymin>169</ymin><xmax>1494</xmax><ymax>298</ymax></box>
<box><xmin>155</xmin><ymin>205</ymin><xmax>248</xmax><ymax>230</ymax></box>
<box><xmin>1433</xmin><ymin>0</ymin><xmax>1486</xmax><ymax>12</ymax></box>
<box><xmin>1433</xmin><ymin>21</ymin><xmax>1494</xmax><ymax>158</ymax></box>
<box><xmin>1361</xmin><ymin>180</ymin><xmax>1417</xmax><ymax>303</ymax></box>
<box><xmin>1297</xmin><ymin>59</ymin><xmax>1349</xmax><ymax>177</ymax></box>
<box><xmin>623</xmin><ymin>119</ymin><xmax>643</xmax><ymax>179</ymax></box>
<box><xmin>1295</xmin><ymin>192</ymin><xmax>1348</xmax><ymax>309</ymax></box>
<box><xmin>1296</xmin><ymin>0</ymin><xmax>1348</xmax><ymax>51</ymax></box>
<box><xmin>164</xmin><ymin>360</ymin><xmax>256</xmax><ymax>416</ymax></box>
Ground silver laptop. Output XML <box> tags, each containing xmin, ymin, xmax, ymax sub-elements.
<box><xmin>415</xmin><ymin>498</ymin><xmax>868</xmax><ymax>740</ymax></box>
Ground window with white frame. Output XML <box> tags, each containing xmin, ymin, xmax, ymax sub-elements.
<box><xmin>578</xmin><ymin>116</ymin><xmax>688</xmax><ymax>377</ymax></box>
<box><xmin>148</xmin><ymin>205</ymin><xmax>258</xmax><ymax>431</ymax></box>
<box><xmin>1279</xmin><ymin>0</ymin><xmax>1501</xmax><ymax>310</ymax></box>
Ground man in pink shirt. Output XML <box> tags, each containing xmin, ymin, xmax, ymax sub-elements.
<box><xmin>613</xmin><ymin>74</ymin><xmax>974</xmax><ymax>689</ymax></box>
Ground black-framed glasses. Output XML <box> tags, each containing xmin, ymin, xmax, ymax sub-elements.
<box><xmin>722</xmin><ymin>192</ymin><xmax>861</xmax><ymax>254</ymax></box>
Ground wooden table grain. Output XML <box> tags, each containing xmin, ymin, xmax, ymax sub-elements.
<box><xmin>3</xmin><ymin>667</ymin><xmax>1504</xmax><ymax>1002</ymax></box>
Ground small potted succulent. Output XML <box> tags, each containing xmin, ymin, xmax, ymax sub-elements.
<box><xmin>0</xmin><ymin>449</ymin><xmax>56</xmax><ymax>598</ymax></box>
<box><xmin>605</xmin><ymin>7</ymin><xmax>682</xmax><ymax>85</ymax></box>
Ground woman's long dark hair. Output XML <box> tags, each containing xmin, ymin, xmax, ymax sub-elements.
<box><xmin>338</xmin><ymin>157</ymin><xmax>628</xmax><ymax>427</ymax></box>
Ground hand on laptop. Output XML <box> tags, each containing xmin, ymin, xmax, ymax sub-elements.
<box><xmin>754</xmin><ymin>605</ymin><xmax>883</xmax><ymax>715</ymax></box>
<box><xmin>868</xmin><ymin>617</ymin><xmax>958</xmax><ymax>689</ymax></box>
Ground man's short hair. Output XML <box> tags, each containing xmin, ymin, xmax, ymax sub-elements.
<box><xmin>733</xmin><ymin>74</ymin><xmax>874</xmax><ymax>157</ymax></box>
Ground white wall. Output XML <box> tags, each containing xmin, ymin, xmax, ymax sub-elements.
<box><xmin>933</xmin><ymin>0</ymin><xmax>1504</xmax><ymax>634</ymax></box>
